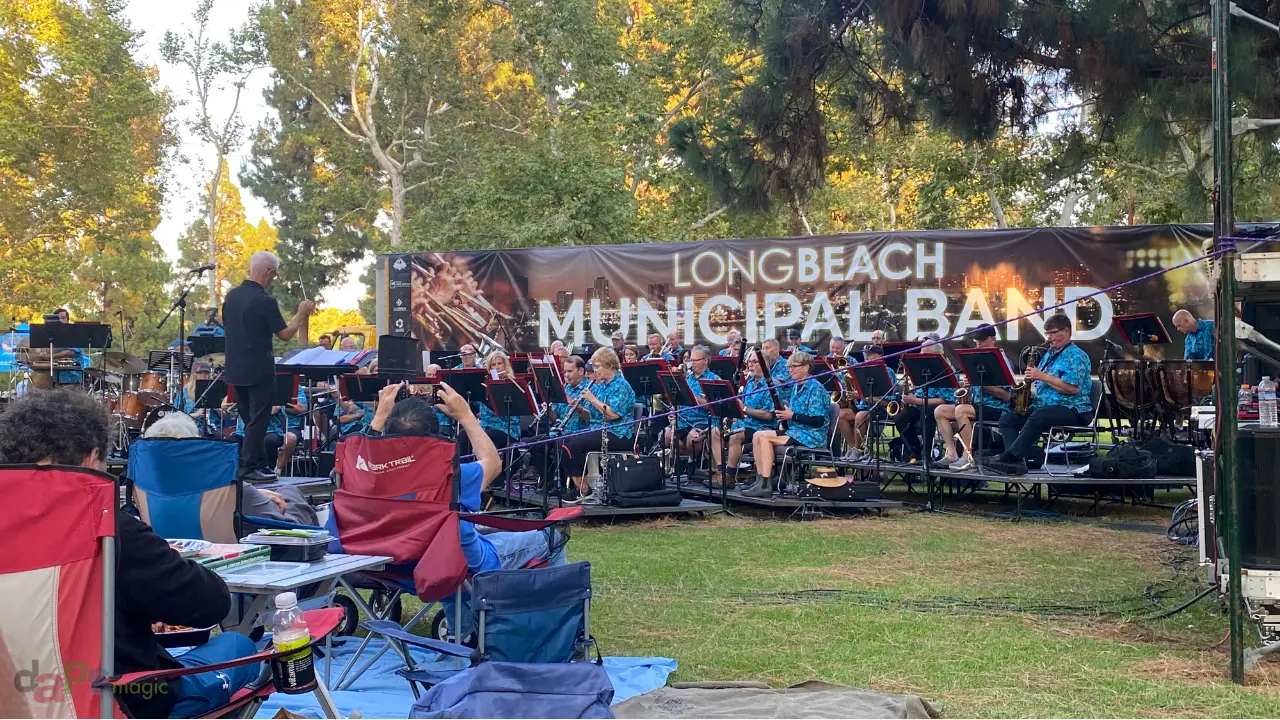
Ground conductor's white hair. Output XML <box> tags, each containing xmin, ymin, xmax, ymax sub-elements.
<box><xmin>143</xmin><ymin>412</ymin><xmax>200</xmax><ymax>439</ymax></box>
<box><xmin>249</xmin><ymin>251</ymin><xmax>280</xmax><ymax>275</ymax></box>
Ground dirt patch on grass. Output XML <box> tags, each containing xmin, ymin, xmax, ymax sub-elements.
<box><xmin>1128</xmin><ymin>654</ymin><xmax>1280</xmax><ymax>693</ymax></box>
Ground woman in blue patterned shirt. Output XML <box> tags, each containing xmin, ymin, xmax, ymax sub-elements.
<box><xmin>709</xmin><ymin>355</ymin><xmax>776</xmax><ymax>486</ymax></box>
<box><xmin>744</xmin><ymin>351</ymin><xmax>831</xmax><ymax>498</ymax></box>
<box><xmin>992</xmin><ymin>314</ymin><xmax>1094</xmax><ymax>475</ymax></box>
<box><xmin>558</xmin><ymin>347</ymin><xmax>637</xmax><ymax>503</ymax></box>
<box><xmin>477</xmin><ymin>351</ymin><xmax>522</xmax><ymax>449</ymax></box>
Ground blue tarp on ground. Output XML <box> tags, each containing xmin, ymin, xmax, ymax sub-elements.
<box><xmin>254</xmin><ymin>638</ymin><xmax>676</xmax><ymax>718</ymax></box>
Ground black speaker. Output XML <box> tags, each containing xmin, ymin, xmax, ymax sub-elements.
<box><xmin>377</xmin><ymin>334</ymin><xmax>422</xmax><ymax>378</ymax></box>
<box><xmin>1238</xmin><ymin>425</ymin><xmax>1280</xmax><ymax>570</ymax></box>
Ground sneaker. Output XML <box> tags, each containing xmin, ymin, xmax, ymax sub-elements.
<box><xmin>949</xmin><ymin>456</ymin><xmax>975</xmax><ymax>471</ymax></box>
<box><xmin>567</xmin><ymin>491</ymin><xmax>600</xmax><ymax>505</ymax></box>
<box><xmin>842</xmin><ymin>448</ymin><xmax>862</xmax><ymax>462</ymax></box>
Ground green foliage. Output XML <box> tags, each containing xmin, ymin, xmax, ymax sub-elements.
<box><xmin>0</xmin><ymin>0</ymin><xmax>173</xmax><ymax>326</ymax></box>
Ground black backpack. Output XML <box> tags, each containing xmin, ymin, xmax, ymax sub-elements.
<box><xmin>1086</xmin><ymin>444</ymin><xmax>1157</xmax><ymax>479</ymax></box>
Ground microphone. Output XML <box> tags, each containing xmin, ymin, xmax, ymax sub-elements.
<box><xmin>187</xmin><ymin>264</ymin><xmax>215</xmax><ymax>274</ymax></box>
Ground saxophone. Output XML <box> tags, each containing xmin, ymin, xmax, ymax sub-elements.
<box><xmin>1012</xmin><ymin>343</ymin><xmax>1050</xmax><ymax>416</ymax></box>
<box><xmin>954</xmin><ymin>376</ymin><xmax>974</xmax><ymax>406</ymax></box>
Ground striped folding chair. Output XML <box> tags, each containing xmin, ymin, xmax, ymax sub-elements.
<box><xmin>0</xmin><ymin>465</ymin><xmax>117</xmax><ymax>719</ymax></box>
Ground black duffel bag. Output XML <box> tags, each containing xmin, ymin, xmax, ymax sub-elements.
<box><xmin>1086</xmin><ymin>444</ymin><xmax>1157</xmax><ymax>479</ymax></box>
<box><xmin>605</xmin><ymin>456</ymin><xmax>682</xmax><ymax>508</ymax></box>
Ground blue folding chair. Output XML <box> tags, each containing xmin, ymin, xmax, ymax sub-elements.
<box><xmin>127</xmin><ymin>436</ymin><xmax>319</xmax><ymax>542</ymax></box>
<box><xmin>364</xmin><ymin>561</ymin><xmax>597</xmax><ymax>699</ymax></box>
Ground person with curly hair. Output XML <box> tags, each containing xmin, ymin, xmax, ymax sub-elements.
<box><xmin>0</xmin><ymin>390</ymin><xmax>259</xmax><ymax>718</ymax></box>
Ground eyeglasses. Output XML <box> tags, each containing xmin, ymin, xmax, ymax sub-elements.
<box><xmin>1046</xmin><ymin>328</ymin><xmax>1069</xmax><ymax>337</ymax></box>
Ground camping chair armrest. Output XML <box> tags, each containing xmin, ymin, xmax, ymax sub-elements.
<box><xmin>361</xmin><ymin>619</ymin><xmax>476</xmax><ymax>659</ymax></box>
<box><xmin>458</xmin><ymin>505</ymin><xmax>582</xmax><ymax>532</ymax></box>
<box><xmin>241</xmin><ymin>515</ymin><xmax>325</xmax><ymax>532</ymax></box>
<box><xmin>108</xmin><ymin>608</ymin><xmax>343</xmax><ymax>686</ymax></box>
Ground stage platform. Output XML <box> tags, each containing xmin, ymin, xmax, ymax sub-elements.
<box><xmin>487</xmin><ymin>484</ymin><xmax>722</xmax><ymax>519</ymax></box>
<box><xmin>674</xmin><ymin>479</ymin><xmax>903</xmax><ymax>517</ymax></box>
<box><xmin>840</xmin><ymin>458</ymin><xmax>1195</xmax><ymax>514</ymax></box>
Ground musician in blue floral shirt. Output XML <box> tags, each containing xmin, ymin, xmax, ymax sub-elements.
<box><xmin>1174</xmin><ymin>309</ymin><xmax>1215</xmax><ymax>361</ymax></box>
<box><xmin>710</xmin><ymin>355</ymin><xmax>777</xmax><ymax>485</ymax></box>
<box><xmin>477</xmin><ymin>352</ymin><xmax>522</xmax><ymax>448</ymax></box>
<box><xmin>744</xmin><ymin>351</ymin><xmax>831</xmax><ymax>497</ymax></box>
<box><xmin>890</xmin><ymin>336</ymin><xmax>954</xmax><ymax>464</ymax></box>
<box><xmin>934</xmin><ymin>324</ymin><xmax>1014</xmax><ymax>470</ymax></box>
<box><xmin>760</xmin><ymin>338</ymin><xmax>793</xmax><ymax>404</ymax></box>
<box><xmin>993</xmin><ymin>315</ymin><xmax>1094</xmax><ymax>475</ymax></box>
<box><xmin>664</xmin><ymin>346</ymin><xmax>720</xmax><ymax>459</ymax></box>
<box><xmin>558</xmin><ymin>348</ymin><xmax>637</xmax><ymax>503</ymax></box>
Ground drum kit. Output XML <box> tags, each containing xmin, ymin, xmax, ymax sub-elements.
<box><xmin>1101</xmin><ymin>358</ymin><xmax>1215</xmax><ymax>437</ymax></box>
<box><xmin>96</xmin><ymin>352</ymin><xmax>177</xmax><ymax>433</ymax></box>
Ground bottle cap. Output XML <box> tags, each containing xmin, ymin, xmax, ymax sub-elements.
<box><xmin>275</xmin><ymin>591</ymin><xmax>298</xmax><ymax>610</ymax></box>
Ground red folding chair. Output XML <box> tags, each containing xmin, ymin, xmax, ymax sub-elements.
<box><xmin>0</xmin><ymin>465</ymin><xmax>347</xmax><ymax>719</ymax></box>
<box><xmin>328</xmin><ymin>434</ymin><xmax>580</xmax><ymax>690</ymax></box>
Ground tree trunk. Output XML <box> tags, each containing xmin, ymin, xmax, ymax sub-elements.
<box><xmin>1058</xmin><ymin>188</ymin><xmax>1085</xmax><ymax>227</ymax></box>
<box><xmin>390</xmin><ymin>172</ymin><xmax>406</xmax><ymax>247</ymax></box>
<box><xmin>207</xmin><ymin>154</ymin><xmax>224</xmax><ymax>305</ymax></box>
<box><xmin>986</xmin><ymin>189</ymin><xmax>1008</xmax><ymax>228</ymax></box>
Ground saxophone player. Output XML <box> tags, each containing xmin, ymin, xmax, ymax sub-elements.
<box><xmin>664</xmin><ymin>345</ymin><xmax>719</xmax><ymax>457</ymax></box>
<box><xmin>989</xmin><ymin>314</ymin><xmax>1093</xmax><ymax>475</ymax></box>
<box><xmin>890</xmin><ymin>335</ymin><xmax>953</xmax><ymax>465</ymax></box>
<box><xmin>838</xmin><ymin>344</ymin><xmax>895</xmax><ymax>461</ymax></box>
<box><xmin>709</xmin><ymin>354</ymin><xmax>774</xmax><ymax>486</ymax></box>
<box><xmin>934</xmin><ymin>324</ymin><xmax>1013</xmax><ymax>470</ymax></box>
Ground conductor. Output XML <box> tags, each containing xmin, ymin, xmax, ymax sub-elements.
<box><xmin>223</xmin><ymin>252</ymin><xmax>314</xmax><ymax>481</ymax></box>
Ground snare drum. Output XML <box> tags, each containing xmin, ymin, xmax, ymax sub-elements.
<box><xmin>1154</xmin><ymin>360</ymin><xmax>1216</xmax><ymax>410</ymax></box>
<box><xmin>1101</xmin><ymin>360</ymin><xmax>1158</xmax><ymax>410</ymax></box>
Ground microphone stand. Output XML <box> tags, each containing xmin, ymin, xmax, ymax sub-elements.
<box><xmin>158</xmin><ymin>270</ymin><xmax>206</xmax><ymax>398</ymax></box>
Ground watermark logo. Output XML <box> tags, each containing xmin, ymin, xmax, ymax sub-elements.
<box><xmin>13</xmin><ymin>660</ymin><xmax>170</xmax><ymax>703</ymax></box>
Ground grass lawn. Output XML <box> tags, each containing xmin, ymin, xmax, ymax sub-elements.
<box><xmin>401</xmin><ymin>500</ymin><xmax>1280</xmax><ymax>718</ymax></box>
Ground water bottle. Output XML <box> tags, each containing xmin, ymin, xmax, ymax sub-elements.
<box><xmin>1260</xmin><ymin>378</ymin><xmax>1278</xmax><ymax>427</ymax></box>
<box><xmin>1239</xmin><ymin>384</ymin><xmax>1254</xmax><ymax>409</ymax></box>
<box><xmin>269</xmin><ymin>592</ymin><xmax>315</xmax><ymax>691</ymax></box>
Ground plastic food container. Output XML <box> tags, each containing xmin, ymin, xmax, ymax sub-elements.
<box><xmin>241</xmin><ymin>531</ymin><xmax>331</xmax><ymax>563</ymax></box>
<box><xmin>154</xmin><ymin>625</ymin><xmax>215</xmax><ymax>649</ymax></box>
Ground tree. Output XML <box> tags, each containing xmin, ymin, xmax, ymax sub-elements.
<box><xmin>160</xmin><ymin>0</ymin><xmax>261</xmax><ymax>305</ymax></box>
<box><xmin>177</xmin><ymin>167</ymin><xmax>277</xmax><ymax>309</ymax></box>
<box><xmin>0</xmin><ymin>0</ymin><xmax>173</xmax><ymax>324</ymax></box>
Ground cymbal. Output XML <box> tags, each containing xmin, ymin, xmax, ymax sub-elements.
<box><xmin>137</xmin><ymin>390</ymin><xmax>169</xmax><ymax>408</ymax></box>
<box><xmin>85</xmin><ymin>368</ymin><xmax>123</xmax><ymax>384</ymax></box>
<box><xmin>199</xmin><ymin>352</ymin><xmax>225</xmax><ymax>367</ymax></box>
<box><xmin>103</xmin><ymin>351</ymin><xmax>147</xmax><ymax>375</ymax></box>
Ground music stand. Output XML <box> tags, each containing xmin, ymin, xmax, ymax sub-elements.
<box><xmin>226</xmin><ymin>373</ymin><xmax>300</xmax><ymax>407</ymax></box>
<box><xmin>486</xmin><ymin>377</ymin><xmax>536</xmax><ymax>495</ymax></box>
<box><xmin>900</xmin><ymin>353</ymin><xmax>958</xmax><ymax>509</ymax></box>
<box><xmin>881</xmin><ymin>340</ymin><xmax>923</xmax><ymax>366</ymax></box>
<box><xmin>701</xmin><ymin>379</ymin><xmax>745</xmax><ymax>507</ymax></box>
<box><xmin>187</xmin><ymin>335</ymin><xmax>225</xmax><ymax>360</ymax></box>
<box><xmin>532</xmin><ymin>363</ymin><xmax>567</xmax><ymax>405</ymax></box>
<box><xmin>340</xmin><ymin>375</ymin><xmax>392</xmax><ymax>402</ymax></box>
<box><xmin>190</xmin><ymin>378</ymin><xmax>228</xmax><ymax>437</ymax></box>
<box><xmin>810</xmin><ymin>358</ymin><xmax>840</xmax><ymax>393</ymax></box>
<box><xmin>1114</xmin><ymin>313</ymin><xmax>1170</xmax><ymax>441</ymax></box>
<box><xmin>659</xmin><ymin>370</ymin><xmax>699</xmax><ymax>482</ymax></box>
<box><xmin>708</xmin><ymin>357</ymin><xmax>737</xmax><ymax>383</ymax></box>
<box><xmin>846</xmin><ymin>350</ymin><xmax>865</xmax><ymax>365</ymax></box>
<box><xmin>29</xmin><ymin>322</ymin><xmax>110</xmax><ymax>389</ymax></box>
<box><xmin>849</xmin><ymin>362</ymin><xmax>896</xmax><ymax>470</ymax></box>
<box><xmin>954</xmin><ymin>348</ymin><xmax>1018</xmax><ymax>474</ymax></box>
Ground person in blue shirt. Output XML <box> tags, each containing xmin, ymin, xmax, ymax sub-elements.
<box><xmin>191</xmin><ymin>308</ymin><xmax>226</xmax><ymax>337</ymax></box>
<box><xmin>993</xmin><ymin>314</ymin><xmax>1094</xmax><ymax>475</ymax></box>
<box><xmin>890</xmin><ymin>335</ymin><xmax>955</xmax><ymax>464</ymax></box>
<box><xmin>1174</xmin><ymin>309</ymin><xmax>1215</xmax><ymax>361</ymax></box>
<box><xmin>718</xmin><ymin>330</ymin><xmax>743</xmax><ymax>357</ymax></box>
<box><xmin>745</xmin><ymin>351</ymin><xmax>831</xmax><ymax>497</ymax></box>
<box><xmin>558</xmin><ymin>347</ymin><xmax>637</xmax><ymax>503</ymax></box>
<box><xmin>664</xmin><ymin>345</ymin><xmax>719</xmax><ymax>460</ymax></box>
<box><xmin>175</xmin><ymin>362</ymin><xmax>225</xmax><ymax>436</ymax></box>
<box><xmin>759</xmin><ymin>338</ymin><xmax>793</xmax><ymax>404</ymax></box>
<box><xmin>709</xmin><ymin>354</ymin><xmax>776</xmax><ymax>485</ymax></box>
<box><xmin>366</xmin><ymin>381</ymin><xmax>568</xmax><ymax>642</ymax></box>
<box><xmin>933</xmin><ymin>324</ymin><xmax>1014</xmax><ymax>471</ymax></box>
<box><xmin>840</xmin><ymin>345</ymin><xmax>897</xmax><ymax>461</ymax></box>
<box><xmin>664</xmin><ymin>330</ymin><xmax>685</xmax><ymax>360</ymax></box>
<box><xmin>476</xmin><ymin>351</ymin><xmax>522</xmax><ymax>449</ymax></box>
<box><xmin>643</xmin><ymin>333</ymin><xmax>674</xmax><ymax>361</ymax></box>
<box><xmin>785</xmin><ymin>329</ymin><xmax>815</xmax><ymax>356</ymax></box>
<box><xmin>47</xmin><ymin>308</ymin><xmax>84</xmax><ymax>386</ymax></box>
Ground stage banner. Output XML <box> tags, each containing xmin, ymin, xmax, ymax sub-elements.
<box><xmin>377</xmin><ymin>224</ymin><xmax>1261</xmax><ymax>360</ymax></box>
